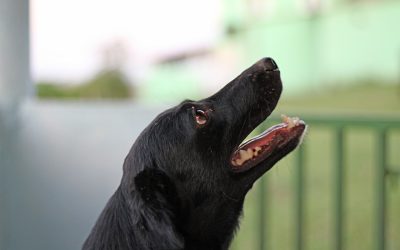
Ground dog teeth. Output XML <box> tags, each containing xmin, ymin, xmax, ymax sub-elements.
<box><xmin>233</xmin><ymin>146</ymin><xmax>263</xmax><ymax>166</ymax></box>
<box><xmin>232</xmin><ymin>159</ymin><xmax>242</xmax><ymax>166</ymax></box>
<box><xmin>239</xmin><ymin>149</ymin><xmax>253</xmax><ymax>162</ymax></box>
<box><xmin>281</xmin><ymin>114</ymin><xmax>300</xmax><ymax>129</ymax></box>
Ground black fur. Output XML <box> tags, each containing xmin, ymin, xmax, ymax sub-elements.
<box><xmin>83</xmin><ymin>58</ymin><xmax>294</xmax><ymax>250</ymax></box>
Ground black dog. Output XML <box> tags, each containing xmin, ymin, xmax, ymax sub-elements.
<box><xmin>83</xmin><ymin>58</ymin><xmax>307</xmax><ymax>250</ymax></box>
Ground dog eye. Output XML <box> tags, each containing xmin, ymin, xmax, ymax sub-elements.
<box><xmin>192</xmin><ymin>108</ymin><xmax>208</xmax><ymax>126</ymax></box>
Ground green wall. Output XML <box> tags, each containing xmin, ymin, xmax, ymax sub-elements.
<box><xmin>232</xmin><ymin>1</ymin><xmax>400</xmax><ymax>94</ymax></box>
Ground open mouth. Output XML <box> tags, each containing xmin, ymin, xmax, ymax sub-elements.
<box><xmin>230</xmin><ymin>115</ymin><xmax>307</xmax><ymax>173</ymax></box>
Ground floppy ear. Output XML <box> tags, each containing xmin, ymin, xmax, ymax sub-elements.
<box><xmin>134</xmin><ymin>168</ymin><xmax>180</xmax><ymax>211</ymax></box>
<box><xmin>133</xmin><ymin>169</ymin><xmax>185</xmax><ymax>249</ymax></box>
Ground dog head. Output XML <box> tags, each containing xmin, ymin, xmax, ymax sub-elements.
<box><xmin>125</xmin><ymin>57</ymin><xmax>305</xmax><ymax>193</ymax></box>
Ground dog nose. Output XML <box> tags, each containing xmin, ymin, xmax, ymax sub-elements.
<box><xmin>257</xmin><ymin>57</ymin><xmax>279</xmax><ymax>71</ymax></box>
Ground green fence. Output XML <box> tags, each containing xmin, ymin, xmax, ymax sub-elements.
<box><xmin>250</xmin><ymin>115</ymin><xmax>400</xmax><ymax>250</ymax></box>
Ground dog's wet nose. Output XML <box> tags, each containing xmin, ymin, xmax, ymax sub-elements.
<box><xmin>257</xmin><ymin>57</ymin><xmax>279</xmax><ymax>71</ymax></box>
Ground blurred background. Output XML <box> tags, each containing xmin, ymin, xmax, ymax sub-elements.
<box><xmin>1</xmin><ymin>0</ymin><xmax>400</xmax><ymax>249</ymax></box>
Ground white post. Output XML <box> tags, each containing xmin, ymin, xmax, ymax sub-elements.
<box><xmin>0</xmin><ymin>0</ymin><xmax>30</xmax><ymax>248</ymax></box>
<box><xmin>0</xmin><ymin>0</ymin><xmax>31</xmax><ymax>114</ymax></box>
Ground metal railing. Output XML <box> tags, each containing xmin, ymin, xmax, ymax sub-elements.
<box><xmin>255</xmin><ymin>115</ymin><xmax>400</xmax><ymax>250</ymax></box>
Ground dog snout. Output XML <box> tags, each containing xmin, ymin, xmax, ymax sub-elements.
<box><xmin>256</xmin><ymin>57</ymin><xmax>279</xmax><ymax>71</ymax></box>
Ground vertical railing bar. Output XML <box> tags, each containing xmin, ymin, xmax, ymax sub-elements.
<box><xmin>259</xmin><ymin>177</ymin><xmax>266</xmax><ymax>250</ymax></box>
<box><xmin>295</xmin><ymin>145</ymin><xmax>305</xmax><ymax>250</ymax></box>
<box><xmin>376</xmin><ymin>129</ymin><xmax>387</xmax><ymax>250</ymax></box>
<box><xmin>334</xmin><ymin>127</ymin><xmax>345</xmax><ymax>250</ymax></box>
